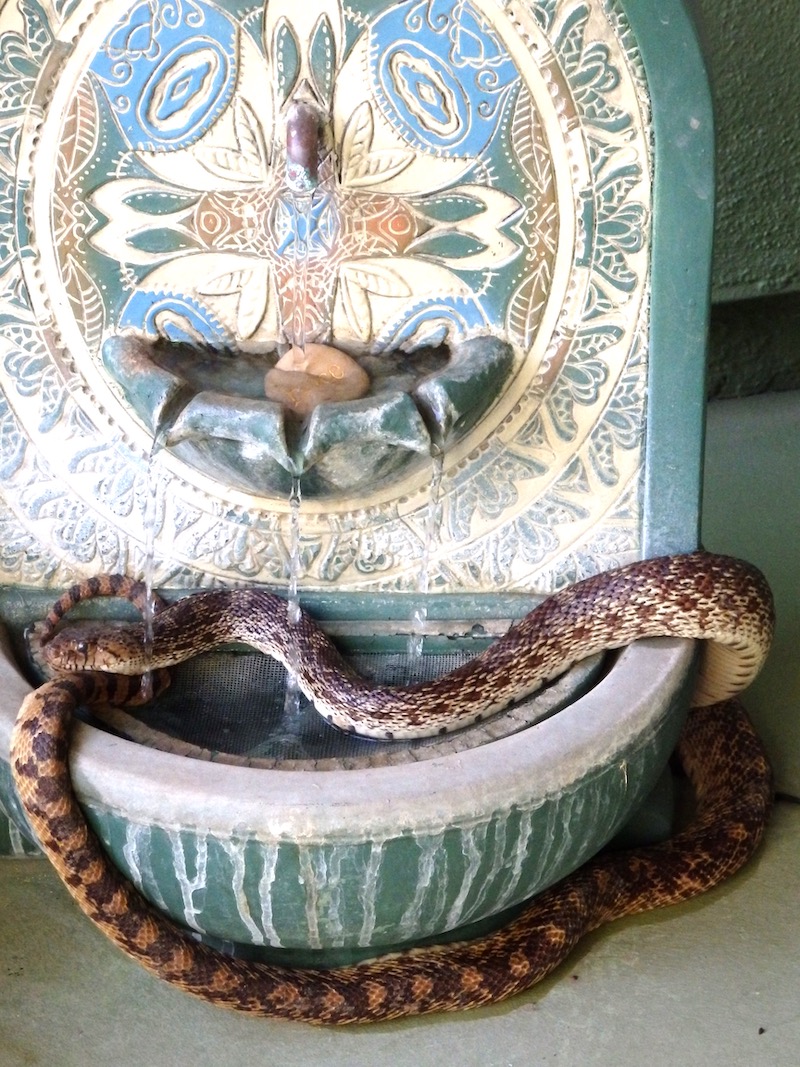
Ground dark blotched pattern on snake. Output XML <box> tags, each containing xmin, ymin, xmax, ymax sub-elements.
<box><xmin>11</xmin><ymin>552</ymin><xmax>774</xmax><ymax>1024</ymax></box>
<box><xmin>38</xmin><ymin>552</ymin><xmax>773</xmax><ymax>738</ymax></box>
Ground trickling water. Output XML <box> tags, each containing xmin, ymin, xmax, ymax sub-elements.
<box><xmin>445</xmin><ymin>824</ymin><xmax>487</xmax><ymax>929</ymax></box>
<box><xmin>286</xmin><ymin>474</ymin><xmax>303</xmax><ymax>627</ymax></box>
<box><xmin>273</xmin><ymin>101</ymin><xmax>319</xmax><ymax>750</ymax></box>
<box><xmin>407</xmin><ymin>448</ymin><xmax>445</xmax><ymax>666</ymax></box>
<box><xmin>264</xmin><ymin>101</ymin><xmax>318</xmax><ymax>751</ymax></box>
<box><xmin>140</xmin><ymin>441</ymin><xmax>165</xmax><ymax>701</ymax></box>
<box><xmin>298</xmin><ymin>846</ymin><xmax>323</xmax><ymax>950</ymax></box>
<box><xmin>273</xmin><ymin>475</ymin><xmax>306</xmax><ymax>755</ymax></box>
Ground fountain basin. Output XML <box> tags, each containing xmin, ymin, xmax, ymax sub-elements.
<box><xmin>0</xmin><ymin>630</ymin><xmax>693</xmax><ymax>961</ymax></box>
<box><xmin>0</xmin><ymin>0</ymin><xmax>712</xmax><ymax>980</ymax></box>
<box><xmin>103</xmin><ymin>333</ymin><xmax>514</xmax><ymax>496</ymax></box>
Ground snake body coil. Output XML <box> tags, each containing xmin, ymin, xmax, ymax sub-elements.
<box><xmin>11</xmin><ymin>551</ymin><xmax>775</xmax><ymax>1023</ymax></box>
<box><xmin>39</xmin><ymin>551</ymin><xmax>773</xmax><ymax>739</ymax></box>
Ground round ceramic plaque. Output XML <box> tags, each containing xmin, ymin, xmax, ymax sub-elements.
<box><xmin>1</xmin><ymin>0</ymin><xmax>650</xmax><ymax>593</ymax></box>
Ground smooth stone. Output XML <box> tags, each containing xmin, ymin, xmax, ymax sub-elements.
<box><xmin>265</xmin><ymin>344</ymin><xmax>371</xmax><ymax>417</ymax></box>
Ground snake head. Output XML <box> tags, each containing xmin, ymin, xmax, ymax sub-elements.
<box><xmin>39</xmin><ymin>621</ymin><xmax>145</xmax><ymax>675</ymax></box>
<box><xmin>40</xmin><ymin>625</ymin><xmax>94</xmax><ymax>672</ymax></box>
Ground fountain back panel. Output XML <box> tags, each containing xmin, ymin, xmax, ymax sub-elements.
<box><xmin>0</xmin><ymin>0</ymin><xmax>713</xmax><ymax>961</ymax></box>
<box><xmin>0</xmin><ymin>0</ymin><xmax>698</xmax><ymax>595</ymax></box>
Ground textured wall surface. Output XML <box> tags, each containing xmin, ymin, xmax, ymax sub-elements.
<box><xmin>708</xmin><ymin>292</ymin><xmax>800</xmax><ymax>397</ymax></box>
<box><xmin>695</xmin><ymin>0</ymin><xmax>800</xmax><ymax>301</ymax></box>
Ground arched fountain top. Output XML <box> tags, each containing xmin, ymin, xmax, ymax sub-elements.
<box><xmin>0</xmin><ymin>0</ymin><xmax>711</xmax><ymax>595</ymax></box>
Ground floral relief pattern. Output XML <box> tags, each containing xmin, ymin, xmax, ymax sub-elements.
<box><xmin>0</xmin><ymin>0</ymin><xmax>652</xmax><ymax>593</ymax></box>
<box><xmin>58</xmin><ymin>0</ymin><xmax>542</xmax><ymax>355</ymax></box>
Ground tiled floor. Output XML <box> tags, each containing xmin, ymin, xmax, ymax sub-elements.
<box><xmin>2</xmin><ymin>391</ymin><xmax>798</xmax><ymax>1066</ymax></box>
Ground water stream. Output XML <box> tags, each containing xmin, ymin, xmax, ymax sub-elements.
<box><xmin>140</xmin><ymin>439</ymin><xmax>166</xmax><ymax>701</ymax></box>
<box><xmin>271</xmin><ymin>180</ymin><xmax>314</xmax><ymax>747</ymax></box>
<box><xmin>286</xmin><ymin>475</ymin><xmax>303</xmax><ymax>627</ymax></box>
<box><xmin>274</xmin><ymin>103</ymin><xmax>318</xmax><ymax>744</ymax></box>
<box><xmin>273</xmin><ymin>474</ymin><xmax>306</xmax><ymax>754</ymax></box>
<box><xmin>407</xmin><ymin>447</ymin><xmax>445</xmax><ymax>669</ymax></box>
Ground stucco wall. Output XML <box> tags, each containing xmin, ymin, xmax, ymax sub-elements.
<box><xmin>695</xmin><ymin>0</ymin><xmax>800</xmax><ymax>302</ymax></box>
<box><xmin>707</xmin><ymin>292</ymin><xmax>800</xmax><ymax>398</ymax></box>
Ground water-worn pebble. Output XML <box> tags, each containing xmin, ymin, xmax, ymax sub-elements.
<box><xmin>265</xmin><ymin>344</ymin><xmax>371</xmax><ymax>417</ymax></box>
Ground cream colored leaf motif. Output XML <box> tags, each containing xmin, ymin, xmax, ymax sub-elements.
<box><xmin>510</xmin><ymin>85</ymin><xmax>551</xmax><ymax>193</ymax></box>
<box><xmin>193</xmin><ymin>141</ymin><xmax>265</xmax><ymax>184</ymax></box>
<box><xmin>236</xmin><ymin>269</ymin><xmax>271</xmax><ymax>339</ymax></box>
<box><xmin>341</xmin><ymin>101</ymin><xmax>413</xmax><ymax>188</ymax></box>
<box><xmin>172</xmin><ymin>501</ymin><xmax>205</xmax><ymax>535</ymax></box>
<box><xmin>197</xmin><ymin>269</ymin><xmax>252</xmax><ymax>297</ymax></box>
<box><xmin>338</xmin><ymin>260</ymin><xmax>414</xmax><ymax>340</ymax></box>
<box><xmin>341</xmin><ymin>260</ymin><xmax>413</xmax><ymax>298</ymax></box>
<box><xmin>317</xmin><ymin>524</ymin><xmax>359</xmax><ymax>582</ymax></box>
<box><xmin>197</xmin><ymin>264</ymin><xmax>270</xmax><ymax>338</ymax></box>
<box><xmin>507</xmin><ymin>259</ymin><xmax>550</xmax><ymax>347</ymax></box>
<box><xmin>410</xmin><ymin>185</ymin><xmax>523</xmax><ymax>271</ymax></box>
<box><xmin>346</xmin><ymin>149</ymin><xmax>416</xmax><ymax>188</ymax></box>
<box><xmin>341</xmin><ymin>102</ymin><xmax>374</xmax><ymax>181</ymax></box>
<box><xmin>233</xmin><ymin>98</ymin><xmax>268</xmax><ymax>179</ymax></box>
<box><xmin>62</xmin><ymin>255</ymin><xmax>105</xmax><ymax>352</ymax></box>
<box><xmin>89</xmin><ymin>179</ymin><xmax>196</xmax><ymax>266</ymax></box>
<box><xmin>339</xmin><ymin>270</ymin><xmax>373</xmax><ymax>341</ymax></box>
<box><xmin>57</xmin><ymin>79</ymin><xmax>99</xmax><ymax>186</ymax></box>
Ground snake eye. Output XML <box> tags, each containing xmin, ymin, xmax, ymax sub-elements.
<box><xmin>76</xmin><ymin>639</ymin><xmax>88</xmax><ymax>657</ymax></box>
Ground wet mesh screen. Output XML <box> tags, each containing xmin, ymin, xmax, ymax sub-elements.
<box><xmin>107</xmin><ymin>649</ymin><xmax>481</xmax><ymax>761</ymax></box>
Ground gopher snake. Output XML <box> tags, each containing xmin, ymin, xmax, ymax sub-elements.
<box><xmin>38</xmin><ymin>552</ymin><xmax>772</xmax><ymax>739</ymax></box>
<box><xmin>11</xmin><ymin>551</ymin><xmax>774</xmax><ymax>1024</ymax></box>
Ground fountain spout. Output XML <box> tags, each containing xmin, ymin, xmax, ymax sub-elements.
<box><xmin>285</xmin><ymin>99</ymin><xmax>324</xmax><ymax>195</ymax></box>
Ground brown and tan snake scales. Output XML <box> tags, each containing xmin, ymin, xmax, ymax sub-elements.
<box><xmin>11</xmin><ymin>551</ymin><xmax>775</xmax><ymax>1024</ymax></box>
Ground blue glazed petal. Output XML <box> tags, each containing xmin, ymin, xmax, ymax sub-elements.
<box><xmin>91</xmin><ymin>0</ymin><xmax>237</xmax><ymax>151</ymax></box>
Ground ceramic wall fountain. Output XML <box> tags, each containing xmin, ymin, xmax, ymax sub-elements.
<box><xmin>0</xmin><ymin>0</ymin><xmax>713</xmax><ymax>959</ymax></box>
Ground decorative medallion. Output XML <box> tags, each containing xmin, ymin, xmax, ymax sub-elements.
<box><xmin>0</xmin><ymin>0</ymin><xmax>651</xmax><ymax>593</ymax></box>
